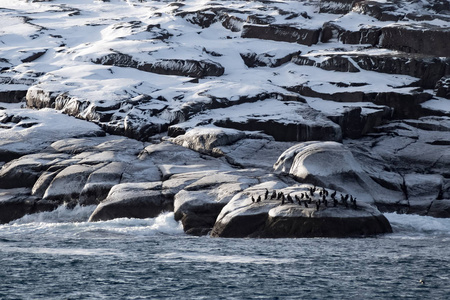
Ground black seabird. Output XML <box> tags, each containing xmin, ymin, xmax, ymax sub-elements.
<box><xmin>271</xmin><ymin>190</ymin><xmax>277</xmax><ymax>199</ymax></box>
<box><xmin>281</xmin><ymin>195</ymin><xmax>285</xmax><ymax>205</ymax></box>
<box><xmin>333</xmin><ymin>198</ymin><xmax>338</xmax><ymax>207</ymax></box>
<box><xmin>316</xmin><ymin>202</ymin><xmax>320</xmax><ymax>211</ymax></box>
<box><xmin>257</xmin><ymin>195</ymin><xmax>261</xmax><ymax>202</ymax></box>
<box><xmin>300</xmin><ymin>193</ymin><xmax>304</xmax><ymax>199</ymax></box>
<box><xmin>323</xmin><ymin>198</ymin><xmax>328</xmax><ymax>207</ymax></box>
<box><xmin>287</xmin><ymin>194</ymin><xmax>294</xmax><ymax>203</ymax></box>
<box><xmin>331</xmin><ymin>190</ymin><xmax>337</xmax><ymax>199</ymax></box>
<box><xmin>265</xmin><ymin>189</ymin><xmax>269</xmax><ymax>200</ymax></box>
<box><xmin>304</xmin><ymin>201</ymin><xmax>308</xmax><ymax>208</ymax></box>
<box><xmin>251</xmin><ymin>196</ymin><xmax>255</xmax><ymax>203</ymax></box>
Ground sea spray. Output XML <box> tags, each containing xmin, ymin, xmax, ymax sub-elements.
<box><xmin>385</xmin><ymin>212</ymin><xmax>450</xmax><ymax>236</ymax></box>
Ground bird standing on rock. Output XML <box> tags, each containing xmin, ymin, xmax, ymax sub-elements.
<box><xmin>257</xmin><ymin>195</ymin><xmax>261</xmax><ymax>202</ymax></box>
<box><xmin>287</xmin><ymin>194</ymin><xmax>294</xmax><ymax>203</ymax></box>
<box><xmin>265</xmin><ymin>189</ymin><xmax>269</xmax><ymax>200</ymax></box>
<box><xmin>271</xmin><ymin>190</ymin><xmax>277</xmax><ymax>199</ymax></box>
<box><xmin>251</xmin><ymin>196</ymin><xmax>255</xmax><ymax>203</ymax></box>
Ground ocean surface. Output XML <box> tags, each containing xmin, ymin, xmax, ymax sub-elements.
<box><xmin>0</xmin><ymin>206</ymin><xmax>449</xmax><ymax>300</ymax></box>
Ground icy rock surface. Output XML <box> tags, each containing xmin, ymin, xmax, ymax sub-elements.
<box><xmin>0</xmin><ymin>0</ymin><xmax>450</xmax><ymax>236</ymax></box>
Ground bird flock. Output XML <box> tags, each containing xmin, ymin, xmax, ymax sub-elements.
<box><xmin>251</xmin><ymin>186</ymin><xmax>358</xmax><ymax>211</ymax></box>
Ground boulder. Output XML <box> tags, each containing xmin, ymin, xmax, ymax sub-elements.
<box><xmin>88</xmin><ymin>182</ymin><xmax>172</xmax><ymax>222</ymax></box>
<box><xmin>273</xmin><ymin>141</ymin><xmax>404</xmax><ymax>205</ymax></box>
<box><xmin>211</xmin><ymin>184</ymin><xmax>392</xmax><ymax>238</ymax></box>
<box><xmin>78</xmin><ymin>162</ymin><xmax>125</xmax><ymax>205</ymax></box>
<box><xmin>428</xmin><ymin>200</ymin><xmax>450</xmax><ymax>218</ymax></box>
<box><xmin>0</xmin><ymin>153</ymin><xmax>69</xmax><ymax>189</ymax></box>
<box><xmin>173</xmin><ymin>169</ymin><xmax>261</xmax><ymax>235</ymax></box>
<box><xmin>43</xmin><ymin>164</ymin><xmax>103</xmax><ymax>204</ymax></box>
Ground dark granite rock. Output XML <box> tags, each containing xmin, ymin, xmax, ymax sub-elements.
<box><xmin>319</xmin><ymin>0</ymin><xmax>356</xmax><ymax>14</ymax></box>
<box><xmin>380</xmin><ymin>24</ymin><xmax>450</xmax><ymax>57</ymax></box>
<box><xmin>436</xmin><ymin>76</ymin><xmax>450</xmax><ymax>99</ymax></box>
<box><xmin>242</xmin><ymin>24</ymin><xmax>321</xmax><ymax>46</ymax></box>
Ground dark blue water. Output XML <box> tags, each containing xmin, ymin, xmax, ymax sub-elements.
<box><xmin>0</xmin><ymin>206</ymin><xmax>449</xmax><ymax>299</ymax></box>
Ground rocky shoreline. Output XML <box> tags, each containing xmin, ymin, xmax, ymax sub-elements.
<box><xmin>1</xmin><ymin>0</ymin><xmax>449</xmax><ymax>237</ymax></box>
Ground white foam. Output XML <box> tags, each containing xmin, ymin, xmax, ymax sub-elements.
<box><xmin>11</xmin><ymin>204</ymin><xmax>96</xmax><ymax>225</ymax></box>
<box><xmin>156</xmin><ymin>252</ymin><xmax>296</xmax><ymax>264</ymax></box>
<box><xmin>2</xmin><ymin>209</ymin><xmax>184</xmax><ymax>239</ymax></box>
<box><xmin>385</xmin><ymin>213</ymin><xmax>450</xmax><ymax>235</ymax></box>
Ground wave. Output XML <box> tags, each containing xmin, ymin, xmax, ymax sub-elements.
<box><xmin>156</xmin><ymin>252</ymin><xmax>297</xmax><ymax>265</ymax></box>
<box><xmin>10</xmin><ymin>204</ymin><xmax>97</xmax><ymax>224</ymax></box>
<box><xmin>385</xmin><ymin>212</ymin><xmax>450</xmax><ymax>235</ymax></box>
<box><xmin>1</xmin><ymin>205</ymin><xmax>184</xmax><ymax>239</ymax></box>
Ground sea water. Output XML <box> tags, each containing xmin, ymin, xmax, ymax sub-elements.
<box><xmin>0</xmin><ymin>206</ymin><xmax>449</xmax><ymax>300</ymax></box>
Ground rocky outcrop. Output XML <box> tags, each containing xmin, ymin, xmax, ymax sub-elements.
<box><xmin>93</xmin><ymin>53</ymin><xmax>225</xmax><ymax>78</ymax></box>
<box><xmin>242</xmin><ymin>24</ymin><xmax>321</xmax><ymax>46</ymax></box>
<box><xmin>210</xmin><ymin>183</ymin><xmax>392</xmax><ymax>238</ymax></box>
<box><xmin>380</xmin><ymin>24</ymin><xmax>450</xmax><ymax>57</ymax></box>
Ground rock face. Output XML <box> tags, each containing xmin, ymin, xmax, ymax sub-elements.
<box><xmin>210</xmin><ymin>183</ymin><xmax>392</xmax><ymax>238</ymax></box>
<box><xmin>89</xmin><ymin>182</ymin><xmax>172</xmax><ymax>222</ymax></box>
<box><xmin>1</xmin><ymin>0</ymin><xmax>450</xmax><ymax>235</ymax></box>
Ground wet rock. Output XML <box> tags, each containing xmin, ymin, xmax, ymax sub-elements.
<box><xmin>0</xmin><ymin>189</ymin><xmax>36</xmax><ymax>224</ymax></box>
<box><xmin>88</xmin><ymin>182</ymin><xmax>172</xmax><ymax>222</ymax></box>
<box><xmin>428</xmin><ymin>200</ymin><xmax>450</xmax><ymax>218</ymax></box>
<box><xmin>242</xmin><ymin>24</ymin><xmax>321</xmax><ymax>46</ymax></box>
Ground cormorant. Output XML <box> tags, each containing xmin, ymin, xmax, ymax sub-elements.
<box><xmin>331</xmin><ymin>190</ymin><xmax>337</xmax><ymax>199</ymax></box>
<box><xmin>333</xmin><ymin>198</ymin><xmax>338</xmax><ymax>207</ymax></box>
<box><xmin>281</xmin><ymin>195</ymin><xmax>285</xmax><ymax>205</ymax></box>
<box><xmin>300</xmin><ymin>193</ymin><xmax>304</xmax><ymax>200</ymax></box>
<box><xmin>304</xmin><ymin>201</ymin><xmax>308</xmax><ymax>208</ymax></box>
<box><xmin>295</xmin><ymin>195</ymin><xmax>300</xmax><ymax>203</ymax></box>
<box><xmin>287</xmin><ymin>194</ymin><xmax>294</xmax><ymax>203</ymax></box>
<box><xmin>251</xmin><ymin>196</ymin><xmax>255</xmax><ymax>203</ymax></box>
<box><xmin>316</xmin><ymin>202</ymin><xmax>320</xmax><ymax>211</ymax></box>
<box><xmin>257</xmin><ymin>195</ymin><xmax>261</xmax><ymax>202</ymax></box>
<box><xmin>323</xmin><ymin>199</ymin><xmax>328</xmax><ymax>207</ymax></box>
<box><xmin>265</xmin><ymin>189</ymin><xmax>269</xmax><ymax>200</ymax></box>
<box><xmin>271</xmin><ymin>190</ymin><xmax>277</xmax><ymax>199</ymax></box>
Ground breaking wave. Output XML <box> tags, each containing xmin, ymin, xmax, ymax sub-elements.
<box><xmin>385</xmin><ymin>212</ymin><xmax>450</xmax><ymax>236</ymax></box>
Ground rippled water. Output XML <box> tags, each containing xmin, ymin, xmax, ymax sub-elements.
<box><xmin>1</xmin><ymin>206</ymin><xmax>449</xmax><ymax>299</ymax></box>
